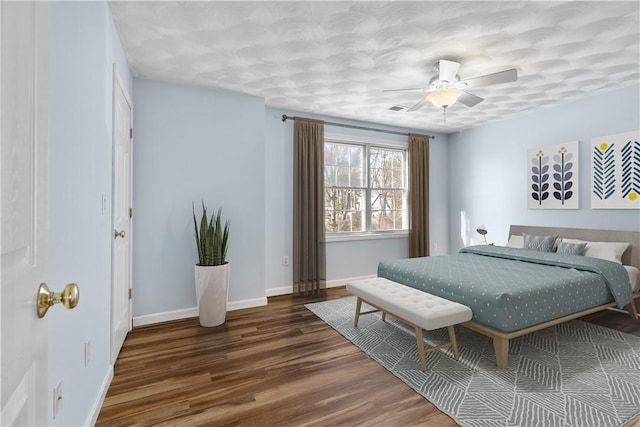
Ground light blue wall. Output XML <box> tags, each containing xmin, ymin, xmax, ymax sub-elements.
<box><xmin>49</xmin><ymin>1</ymin><xmax>132</xmax><ymax>426</ymax></box>
<box><xmin>132</xmin><ymin>92</ymin><xmax>447</xmax><ymax>311</ymax></box>
<box><xmin>264</xmin><ymin>108</ymin><xmax>449</xmax><ymax>290</ymax></box>
<box><xmin>448</xmin><ymin>85</ymin><xmax>640</xmax><ymax>251</ymax></box>
<box><xmin>132</xmin><ymin>78</ymin><xmax>266</xmax><ymax>315</ymax></box>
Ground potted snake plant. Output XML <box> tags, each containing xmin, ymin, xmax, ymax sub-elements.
<box><xmin>193</xmin><ymin>202</ymin><xmax>230</xmax><ymax>327</ymax></box>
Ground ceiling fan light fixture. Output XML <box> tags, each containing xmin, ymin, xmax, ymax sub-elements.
<box><xmin>427</xmin><ymin>89</ymin><xmax>463</xmax><ymax>109</ymax></box>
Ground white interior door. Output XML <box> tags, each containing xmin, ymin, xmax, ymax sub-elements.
<box><xmin>1</xmin><ymin>2</ymin><xmax>50</xmax><ymax>425</ymax></box>
<box><xmin>111</xmin><ymin>68</ymin><xmax>133</xmax><ymax>364</ymax></box>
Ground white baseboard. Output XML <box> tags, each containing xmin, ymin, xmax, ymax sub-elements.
<box><xmin>133</xmin><ymin>276</ymin><xmax>375</xmax><ymax>327</ymax></box>
<box><xmin>85</xmin><ymin>365</ymin><xmax>113</xmax><ymax>427</ymax></box>
<box><xmin>227</xmin><ymin>297</ymin><xmax>268</xmax><ymax>311</ymax></box>
<box><xmin>132</xmin><ymin>297</ymin><xmax>268</xmax><ymax>327</ymax></box>
<box><xmin>266</xmin><ymin>285</ymin><xmax>292</xmax><ymax>297</ymax></box>
<box><xmin>133</xmin><ymin>307</ymin><xmax>198</xmax><ymax>327</ymax></box>
<box><xmin>265</xmin><ymin>274</ymin><xmax>376</xmax><ymax>297</ymax></box>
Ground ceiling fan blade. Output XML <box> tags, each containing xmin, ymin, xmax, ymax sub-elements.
<box><xmin>382</xmin><ymin>88</ymin><xmax>427</xmax><ymax>93</ymax></box>
<box><xmin>457</xmin><ymin>91</ymin><xmax>484</xmax><ymax>107</ymax></box>
<box><xmin>439</xmin><ymin>59</ymin><xmax>460</xmax><ymax>83</ymax></box>
<box><xmin>406</xmin><ymin>97</ymin><xmax>429</xmax><ymax>112</ymax></box>
<box><xmin>461</xmin><ymin>68</ymin><xmax>517</xmax><ymax>88</ymax></box>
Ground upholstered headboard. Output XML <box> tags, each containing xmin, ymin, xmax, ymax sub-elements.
<box><xmin>509</xmin><ymin>225</ymin><xmax>640</xmax><ymax>269</ymax></box>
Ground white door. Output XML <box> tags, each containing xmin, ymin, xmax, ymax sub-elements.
<box><xmin>111</xmin><ymin>68</ymin><xmax>132</xmax><ymax>363</ymax></box>
<box><xmin>1</xmin><ymin>2</ymin><xmax>50</xmax><ymax>425</ymax></box>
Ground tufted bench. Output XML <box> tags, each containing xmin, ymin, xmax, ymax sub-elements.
<box><xmin>346</xmin><ymin>277</ymin><xmax>473</xmax><ymax>371</ymax></box>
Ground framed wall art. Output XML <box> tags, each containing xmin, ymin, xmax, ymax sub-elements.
<box><xmin>591</xmin><ymin>130</ymin><xmax>640</xmax><ymax>209</ymax></box>
<box><xmin>528</xmin><ymin>141</ymin><xmax>579</xmax><ymax>209</ymax></box>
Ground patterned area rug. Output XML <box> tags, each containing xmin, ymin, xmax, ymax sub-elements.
<box><xmin>306</xmin><ymin>297</ymin><xmax>640</xmax><ymax>427</ymax></box>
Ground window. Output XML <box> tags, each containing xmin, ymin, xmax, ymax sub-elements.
<box><xmin>324</xmin><ymin>139</ymin><xmax>408</xmax><ymax>236</ymax></box>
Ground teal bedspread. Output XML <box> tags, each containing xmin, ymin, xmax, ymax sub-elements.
<box><xmin>377</xmin><ymin>245</ymin><xmax>632</xmax><ymax>332</ymax></box>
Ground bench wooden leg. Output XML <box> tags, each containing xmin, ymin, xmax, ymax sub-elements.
<box><xmin>354</xmin><ymin>297</ymin><xmax>362</xmax><ymax>327</ymax></box>
<box><xmin>415</xmin><ymin>326</ymin><xmax>427</xmax><ymax>371</ymax></box>
<box><xmin>493</xmin><ymin>336</ymin><xmax>509</xmax><ymax>369</ymax></box>
<box><xmin>625</xmin><ymin>301</ymin><xmax>638</xmax><ymax>320</ymax></box>
<box><xmin>447</xmin><ymin>325</ymin><xmax>460</xmax><ymax>361</ymax></box>
<box><xmin>382</xmin><ymin>311</ymin><xmax>386</xmax><ymax>322</ymax></box>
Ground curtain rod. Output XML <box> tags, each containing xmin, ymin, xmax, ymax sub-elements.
<box><xmin>281</xmin><ymin>114</ymin><xmax>434</xmax><ymax>139</ymax></box>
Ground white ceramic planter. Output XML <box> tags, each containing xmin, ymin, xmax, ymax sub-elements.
<box><xmin>194</xmin><ymin>263</ymin><xmax>229</xmax><ymax>327</ymax></box>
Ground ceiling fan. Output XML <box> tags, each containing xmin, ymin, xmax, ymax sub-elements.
<box><xmin>384</xmin><ymin>59</ymin><xmax>518</xmax><ymax>113</ymax></box>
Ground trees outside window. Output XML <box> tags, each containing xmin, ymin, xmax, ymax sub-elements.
<box><xmin>324</xmin><ymin>141</ymin><xmax>407</xmax><ymax>234</ymax></box>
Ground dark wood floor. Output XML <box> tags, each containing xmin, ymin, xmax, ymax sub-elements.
<box><xmin>97</xmin><ymin>287</ymin><xmax>640</xmax><ymax>426</ymax></box>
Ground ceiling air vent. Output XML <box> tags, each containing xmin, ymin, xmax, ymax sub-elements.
<box><xmin>389</xmin><ymin>105</ymin><xmax>404</xmax><ymax>111</ymax></box>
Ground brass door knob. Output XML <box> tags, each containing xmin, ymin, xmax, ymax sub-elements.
<box><xmin>37</xmin><ymin>283</ymin><xmax>79</xmax><ymax>318</ymax></box>
<box><xmin>114</xmin><ymin>229</ymin><xmax>126</xmax><ymax>239</ymax></box>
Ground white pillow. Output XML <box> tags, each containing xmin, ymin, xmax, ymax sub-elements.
<box><xmin>506</xmin><ymin>235</ymin><xmax>524</xmax><ymax>248</ymax></box>
<box><xmin>561</xmin><ymin>238</ymin><xmax>629</xmax><ymax>264</ymax></box>
<box><xmin>624</xmin><ymin>265</ymin><xmax>640</xmax><ymax>292</ymax></box>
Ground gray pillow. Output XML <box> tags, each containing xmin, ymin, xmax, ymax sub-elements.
<box><xmin>556</xmin><ymin>241</ymin><xmax>587</xmax><ymax>255</ymax></box>
<box><xmin>523</xmin><ymin>233</ymin><xmax>558</xmax><ymax>252</ymax></box>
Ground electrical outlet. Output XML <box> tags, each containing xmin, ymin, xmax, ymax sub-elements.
<box><xmin>53</xmin><ymin>381</ymin><xmax>62</xmax><ymax>419</ymax></box>
<box><xmin>282</xmin><ymin>256</ymin><xmax>289</xmax><ymax>266</ymax></box>
<box><xmin>84</xmin><ymin>340</ymin><xmax>91</xmax><ymax>367</ymax></box>
<box><xmin>433</xmin><ymin>242</ymin><xmax>438</xmax><ymax>251</ymax></box>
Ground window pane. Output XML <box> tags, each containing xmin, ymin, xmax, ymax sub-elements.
<box><xmin>350</xmin><ymin>146</ymin><xmax>363</xmax><ymax>167</ymax></box>
<box><xmin>371</xmin><ymin>210</ymin><xmax>406</xmax><ymax>231</ymax></box>
<box><xmin>350</xmin><ymin>167</ymin><xmax>363</xmax><ymax>187</ymax></box>
<box><xmin>392</xmin><ymin>167</ymin><xmax>403</xmax><ymax>188</ymax></box>
<box><xmin>371</xmin><ymin>210</ymin><xmax>394</xmax><ymax>231</ymax></box>
<box><xmin>370</xmin><ymin>189</ymin><xmax>406</xmax><ymax>231</ymax></box>
<box><xmin>369</xmin><ymin>167</ymin><xmax>380</xmax><ymax>188</ymax></box>
<box><xmin>325</xmin><ymin>143</ymin><xmax>337</xmax><ymax>165</ymax></box>
<box><xmin>336</xmin><ymin>166</ymin><xmax>351</xmax><ymax>186</ymax></box>
<box><xmin>325</xmin><ymin>142</ymin><xmax>364</xmax><ymax>189</ymax></box>
<box><xmin>370</xmin><ymin>150</ymin><xmax>381</xmax><ymax>169</ymax></box>
<box><xmin>370</xmin><ymin>148</ymin><xmax>405</xmax><ymax>189</ymax></box>
<box><xmin>336</xmin><ymin>145</ymin><xmax>350</xmax><ymax>165</ymax></box>
<box><xmin>371</xmin><ymin>189</ymin><xmax>405</xmax><ymax>210</ymax></box>
<box><xmin>324</xmin><ymin>166</ymin><xmax>336</xmax><ymax>187</ymax></box>
<box><xmin>350</xmin><ymin>146</ymin><xmax>365</xmax><ymax>186</ymax></box>
<box><xmin>324</xmin><ymin>188</ymin><xmax>365</xmax><ymax>233</ymax></box>
<box><xmin>394</xmin><ymin>210</ymin><xmax>406</xmax><ymax>229</ymax></box>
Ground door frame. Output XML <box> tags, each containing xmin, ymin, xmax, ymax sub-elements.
<box><xmin>110</xmin><ymin>64</ymin><xmax>133</xmax><ymax>364</ymax></box>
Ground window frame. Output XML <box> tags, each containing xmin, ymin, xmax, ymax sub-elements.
<box><xmin>324</xmin><ymin>133</ymin><xmax>409</xmax><ymax>242</ymax></box>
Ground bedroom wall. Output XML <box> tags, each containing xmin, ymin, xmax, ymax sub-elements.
<box><xmin>448</xmin><ymin>84</ymin><xmax>640</xmax><ymax>252</ymax></box>
<box><xmin>131</xmin><ymin>83</ymin><xmax>448</xmax><ymax>317</ymax></box>
<box><xmin>49</xmin><ymin>1</ymin><xmax>132</xmax><ymax>425</ymax></box>
<box><xmin>132</xmin><ymin>78</ymin><xmax>267</xmax><ymax>317</ymax></box>
<box><xmin>264</xmin><ymin>107</ymin><xmax>449</xmax><ymax>293</ymax></box>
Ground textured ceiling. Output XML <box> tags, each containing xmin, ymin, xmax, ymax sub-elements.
<box><xmin>109</xmin><ymin>1</ymin><xmax>640</xmax><ymax>134</ymax></box>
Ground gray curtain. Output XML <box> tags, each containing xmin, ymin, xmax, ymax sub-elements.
<box><xmin>293</xmin><ymin>118</ymin><xmax>326</xmax><ymax>294</ymax></box>
<box><xmin>408</xmin><ymin>133</ymin><xmax>430</xmax><ymax>258</ymax></box>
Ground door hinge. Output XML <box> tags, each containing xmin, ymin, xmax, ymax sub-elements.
<box><xmin>130</xmin><ymin>128</ymin><xmax>133</xmax><ymax>139</ymax></box>
<box><xmin>129</xmin><ymin>207</ymin><xmax>133</xmax><ymax>218</ymax></box>
<box><xmin>129</xmin><ymin>288</ymin><xmax>132</xmax><ymax>300</ymax></box>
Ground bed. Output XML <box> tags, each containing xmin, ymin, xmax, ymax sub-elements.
<box><xmin>377</xmin><ymin>225</ymin><xmax>640</xmax><ymax>368</ymax></box>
